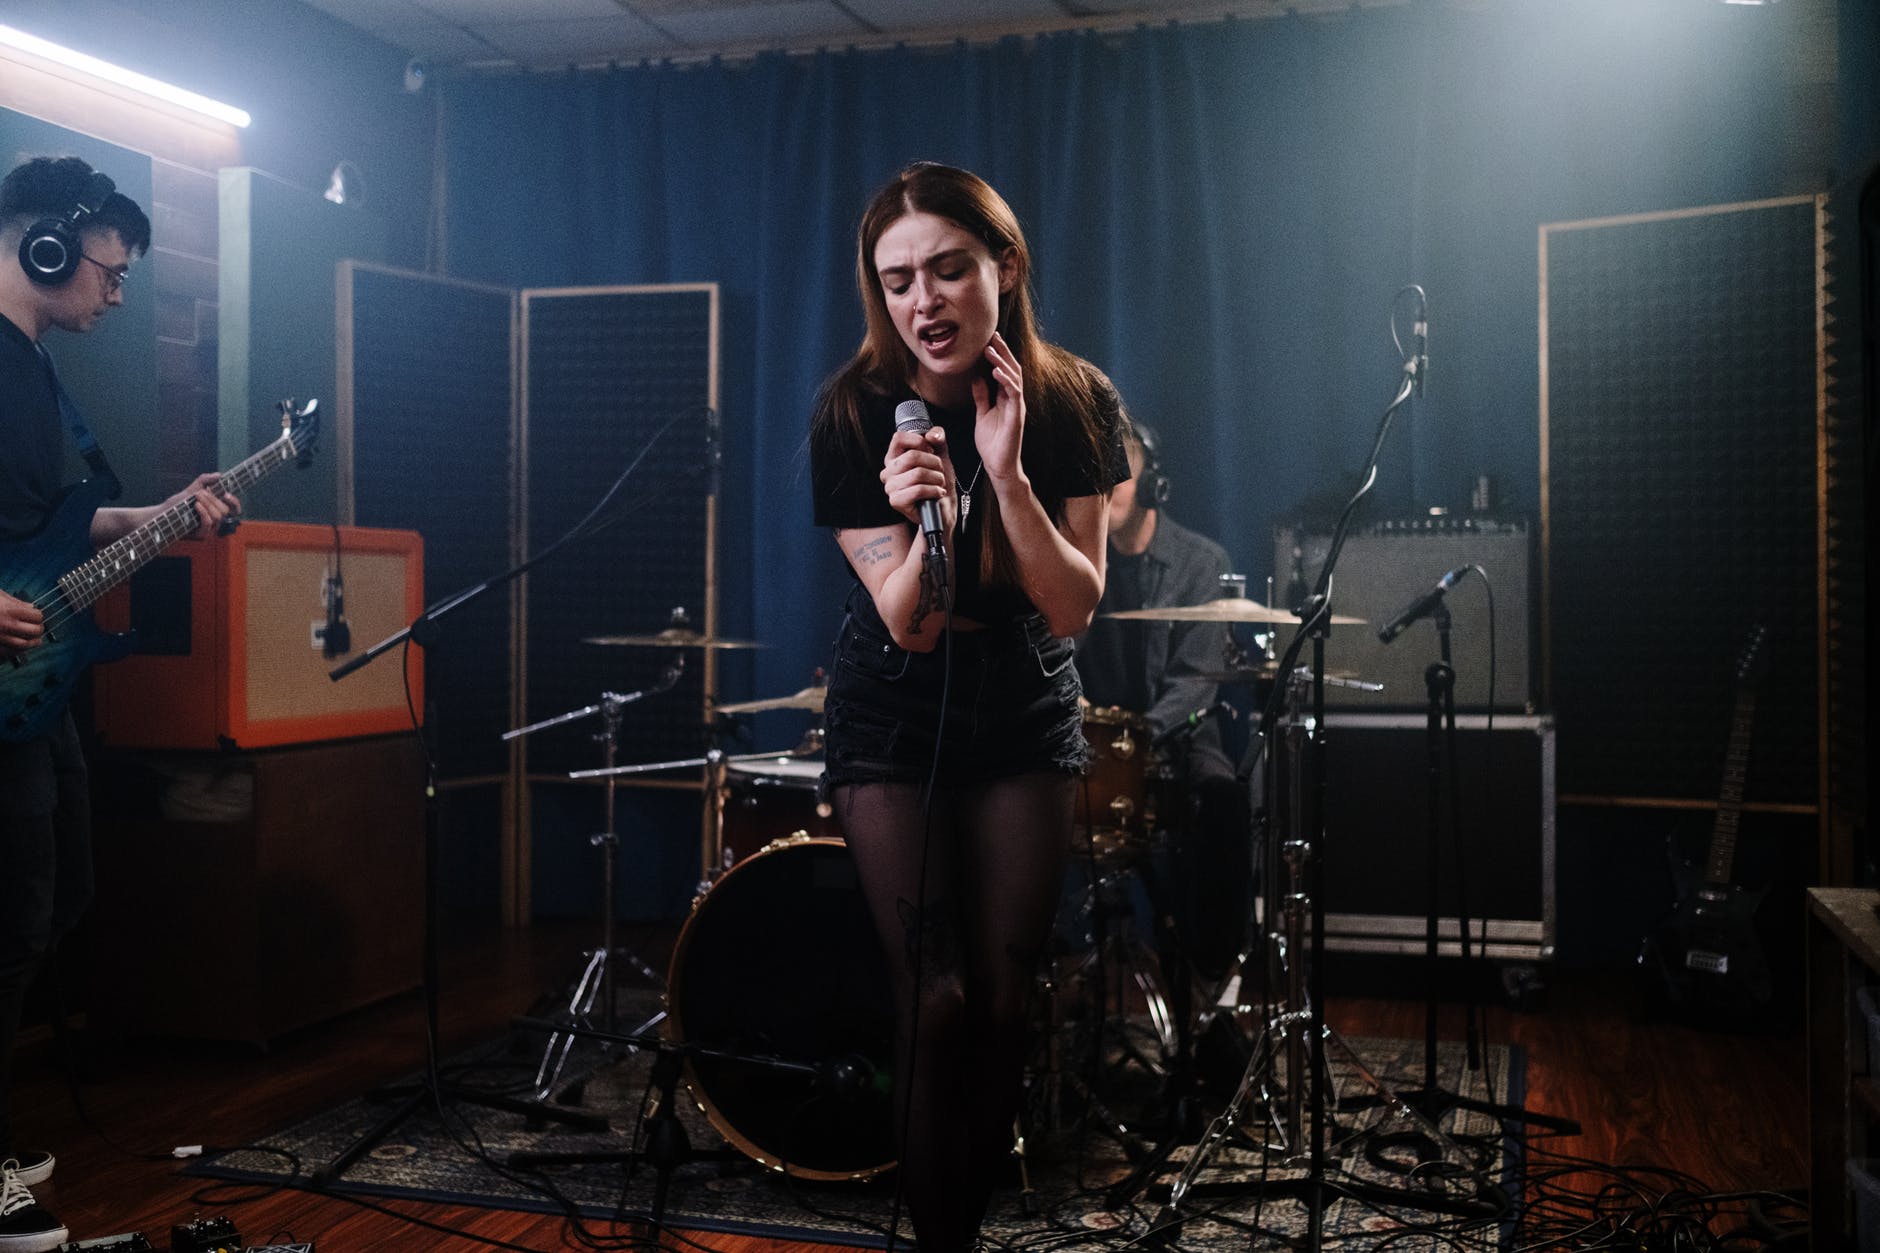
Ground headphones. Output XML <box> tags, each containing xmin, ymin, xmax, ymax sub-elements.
<box><xmin>19</xmin><ymin>171</ymin><xmax>115</xmax><ymax>286</ymax></box>
<box><xmin>1132</xmin><ymin>418</ymin><xmax>1172</xmax><ymax>508</ymax></box>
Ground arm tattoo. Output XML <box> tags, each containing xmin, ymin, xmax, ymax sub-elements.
<box><xmin>850</xmin><ymin>536</ymin><xmax>894</xmax><ymax>569</ymax></box>
<box><xmin>909</xmin><ymin>566</ymin><xmax>936</xmax><ymax>635</ymax></box>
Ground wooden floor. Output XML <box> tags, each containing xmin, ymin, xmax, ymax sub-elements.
<box><xmin>12</xmin><ymin>920</ymin><xmax>1807</xmax><ymax>1252</ymax></box>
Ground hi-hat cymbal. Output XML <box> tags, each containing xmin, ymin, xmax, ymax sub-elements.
<box><xmin>715</xmin><ymin>685</ymin><xmax>827</xmax><ymax>715</ymax></box>
<box><xmin>1103</xmin><ymin>598</ymin><xmax>1366</xmax><ymax>626</ymax></box>
<box><xmin>584</xmin><ymin>629</ymin><xmax>768</xmax><ymax>649</ymax></box>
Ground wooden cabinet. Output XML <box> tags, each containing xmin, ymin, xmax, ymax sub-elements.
<box><xmin>1808</xmin><ymin>887</ymin><xmax>1880</xmax><ymax>1253</ymax></box>
<box><xmin>88</xmin><ymin>735</ymin><xmax>425</xmax><ymax>1046</ymax></box>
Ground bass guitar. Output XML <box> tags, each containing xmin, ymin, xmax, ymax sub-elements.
<box><xmin>1637</xmin><ymin>623</ymin><xmax>1774</xmax><ymax>1022</ymax></box>
<box><xmin>0</xmin><ymin>398</ymin><xmax>319</xmax><ymax>743</ymax></box>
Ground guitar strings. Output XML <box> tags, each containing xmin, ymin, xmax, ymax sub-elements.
<box><xmin>29</xmin><ymin>441</ymin><xmax>285</xmax><ymax>636</ymax></box>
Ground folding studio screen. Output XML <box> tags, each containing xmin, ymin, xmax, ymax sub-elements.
<box><xmin>338</xmin><ymin>263</ymin><xmax>720</xmax><ymax>924</ymax></box>
<box><xmin>1540</xmin><ymin>193</ymin><xmax>1861</xmax><ymax>883</ymax></box>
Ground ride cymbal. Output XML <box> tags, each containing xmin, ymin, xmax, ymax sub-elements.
<box><xmin>584</xmin><ymin>629</ymin><xmax>768</xmax><ymax>649</ymax></box>
<box><xmin>1102</xmin><ymin>598</ymin><xmax>1365</xmax><ymax>626</ymax></box>
<box><xmin>715</xmin><ymin>686</ymin><xmax>827</xmax><ymax>715</ymax></box>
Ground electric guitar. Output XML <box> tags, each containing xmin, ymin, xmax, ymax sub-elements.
<box><xmin>0</xmin><ymin>399</ymin><xmax>319</xmax><ymax>743</ymax></box>
<box><xmin>1637</xmin><ymin>624</ymin><xmax>1774</xmax><ymax>1021</ymax></box>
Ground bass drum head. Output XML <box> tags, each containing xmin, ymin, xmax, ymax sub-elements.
<box><xmin>667</xmin><ymin>836</ymin><xmax>895</xmax><ymax>1180</ymax></box>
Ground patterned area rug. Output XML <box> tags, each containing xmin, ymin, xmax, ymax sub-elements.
<box><xmin>194</xmin><ymin>992</ymin><xmax>1525</xmax><ymax>1251</ymax></box>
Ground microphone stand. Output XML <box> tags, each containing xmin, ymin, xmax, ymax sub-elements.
<box><xmin>1395</xmin><ymin>606</ymin><xmax>1580</xmax><ymax>1136</ymax></box>
<box><xmin>1149</xmin><ymin>330</ymin><xmax>1510</xmax><ymax>1237</ymax></box>
<box><xmin>314</xmin><ymin>411</ymin><xmax>707</xmax><ymax>1184</ymax></box>
<box><xmin>315</xmin><ymin>562</ymin><xmax>609</xmax><ymax>1184</ymax></box>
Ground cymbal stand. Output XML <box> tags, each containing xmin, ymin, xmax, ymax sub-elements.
<box><xmin>504</xmin><ymin>659</ymin><xmax>684</xmax><ymax>1102</ymax></box>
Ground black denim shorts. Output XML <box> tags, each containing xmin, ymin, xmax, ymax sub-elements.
<box><xmin>822</xmin><ymin>585</ymin><xmax>1088</xmax><ymax>791</ymax></box>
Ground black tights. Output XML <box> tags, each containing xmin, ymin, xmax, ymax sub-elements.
<box><xmin>834</xmin><ymin>773</ymin><xmax>1074</xmax><ymax>1253</ymax></box>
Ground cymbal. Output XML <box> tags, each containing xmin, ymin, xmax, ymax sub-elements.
<box><xmin>1197</xmin><ymin>663</ymin><xmax>1365</xmax><ymax>684</ymax></box>
<box><xmin>584</xmin><ymin>629</ymin><xmax>768</xmax><ymax>649</ymax></box>
<box><xmin>1103</xmin><ymin>598</ymin><xmax>1366</xmax><ymax>626</ymax></box>
<box><xmin>715</xmin><ymin>685</ymin><xmax>827</xmax><ymax>715</ymax></box>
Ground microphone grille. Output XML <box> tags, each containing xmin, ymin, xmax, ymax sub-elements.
<box><xmin>893</xmin><ymin>398</ymin><xmax>931</xmax><ymax>433</ymax></box>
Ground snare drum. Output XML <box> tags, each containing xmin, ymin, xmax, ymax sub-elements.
<box><xmin>1076</xmin><ymin>705</ymin><xmax>1153</xmax><ymax>862</ymax></box>
<box><xmin>666</xmin><ymin>835</ymin><xmax>895</xmax><ymax>1180</ymax></box>
<box><xmin>721</xmin><ymin>756</ymin><xmax>840</xmax><ymax>866</ymax></box>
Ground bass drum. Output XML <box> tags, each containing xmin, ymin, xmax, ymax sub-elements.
<box><xmin>667</xmin><ymin>835</ymin><xmax>896</xmax><ymax>1180</ymax></box>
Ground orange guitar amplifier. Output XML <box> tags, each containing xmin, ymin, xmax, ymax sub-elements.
<box><xmin>93</xmin><ymin>522</ymin><xmax>424</xmax><ymax>749</ymax></box>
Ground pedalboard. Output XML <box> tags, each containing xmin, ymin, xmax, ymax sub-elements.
<box><xmin>57</xmin><ymin>1217</ymin><xmax>310</xmax><ymax>1252</ymax></box>
<box><xmin>171</xmin><ymin>1217</ymin><xmax>240</xmax><ymax>1253</ymax></box>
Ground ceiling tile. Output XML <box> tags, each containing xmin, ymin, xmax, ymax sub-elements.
<box><xmin>417</xmin><ymin>0</ymin><xmax>629</xmax><ymax>20</ymax></box>
<box><xmin>654</xmin><ymin>1</ymin><xmax>871</xmax><ymax>49</ymax></box>
<box><xmin>385</xmin><ymin>24</ymin><xmax>500</xmax><ymax>59</ymax></box>
<box><xmin>297</xmin><ymin>0</ymin><xmax>441</xmax><ymax>31</ymax></box>
<box><xmin>469</xmin><ymin>15</ymin><xmax>679</xmax><ymax>65</ymax></box>
<box><xmin>839</xmin><ymin>0</ymin><xmax>1063</xmax><ymax>36</ymax></box>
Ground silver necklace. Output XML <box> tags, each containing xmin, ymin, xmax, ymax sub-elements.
<box><xmin>959</xmin><ymin>459</ymin><xmax>984</xmax><ymax>525</ymax></box>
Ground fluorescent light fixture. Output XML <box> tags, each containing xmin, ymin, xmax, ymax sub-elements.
<box><xmin>0</xmin><ymin>24</ymin><xmax>251</xmax><ymax>128</ymax></box>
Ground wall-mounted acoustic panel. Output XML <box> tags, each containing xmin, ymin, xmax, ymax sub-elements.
<box><xmin>519</xmin><ymin>285</ymin><xmax>718</xmax><ymax>776</ymax></box>
<box><xmin>1542</xmin><ymin>197</ymin><xmax>1823</xmax><ymax>813</ymax></box>
<box><xmin>220</xmin><ymin>168</ymin><xmax>386</xmax><ymax>525</ymax></box>
<box><xmin>341</xmin><ymin>262</ymin><xmax>516</xmax><ymax>781</ymax></box>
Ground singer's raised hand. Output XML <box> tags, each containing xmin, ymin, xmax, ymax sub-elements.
<box><xmin>881</xmin><ymin>425</ymin><xmax>957</xmax><ymax>534</ymax></box>
<box><xmin>973</xmin><ymin>332</ymin><xmax>1026</xmax><ymax>486</ymax></box>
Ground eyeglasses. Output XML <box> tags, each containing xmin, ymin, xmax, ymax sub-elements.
<box><xmin>79</xmin><ymin>253</ymin><xmax>128</xmax><ymax>293</ymax></box>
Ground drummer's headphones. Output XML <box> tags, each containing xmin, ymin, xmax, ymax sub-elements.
<box><xmin>18</xmin><ymin>171</ymin><xmax>116</xmax><ymax>286</ymax></box>
<box><xmin>1132</xmin><ymin>418</ymin><xmax>1171</xmax><ymax>508</ymax></box>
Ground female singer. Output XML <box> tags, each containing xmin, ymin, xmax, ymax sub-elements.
<box><xmin>808</xmin><ymin>161</ymin><xmax>1128</xmax><ymax>1249</ymax></box>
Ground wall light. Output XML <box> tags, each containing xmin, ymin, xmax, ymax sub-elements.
<box><xmin>0</xmin><ymin>24</ymin><xmax>251</xmax><ymax>128</ymax></box>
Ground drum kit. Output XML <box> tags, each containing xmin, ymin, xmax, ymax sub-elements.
<box><xmin>511</xmin><ymin>584</ymin><xmax>1413</xmax><ymax>1209</ymax></box>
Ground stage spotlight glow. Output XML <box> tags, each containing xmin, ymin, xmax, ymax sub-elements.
<box><xmin>0</xmin><ymin>24</ymin><xmax>251</xmax><ymax>127</ymax></box>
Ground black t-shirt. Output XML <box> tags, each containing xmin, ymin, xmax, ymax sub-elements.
<box><xmin>0</xmin><ymin>312</ymin><xmax>66</xmax><ymax>542</ymax></box>
<box><xmin>1079</xmin><ymin>549</ymin><xmax>1152</xmax><ymax>711</ymax></box>
<box><xmin>811</xmin><ymin>374</ymin><xmax>1130</xmax><ymax>624</ymax></box>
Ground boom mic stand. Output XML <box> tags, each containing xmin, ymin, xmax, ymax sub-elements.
<box><xmin>315</xmin><ymin>573</ymin><xmax>610</xmax><ymax>1184</ymax></box>
<box><xmin>1389</xmin><ymin>600</ymin><xmax>1579</xmax><ymax>1138</ymax></box>
<box><xmin>312</xmin><ymin>408</ymin><xmax>709</xmax><ymax>1184</ymax></box>
<box><xmin>1144</xmin><ymin>289</ymin><xmax>1509</xmax><ymax>1241</ymax></box>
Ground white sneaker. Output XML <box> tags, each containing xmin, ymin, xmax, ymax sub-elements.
<box><xmin>0</xmin><ymin>1160</ymin><xmax>67</xmax><ymax>1253</ymax></box>
<box><xmin>2</xmin><ymin>1155</ymin><xmax>49</xmax><ymax>1188</ymax></box>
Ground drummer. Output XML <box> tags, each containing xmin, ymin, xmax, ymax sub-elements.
<box><xmin>1075</xmin><ymin>412</ymin><xmax>1253</xmax><ymax>984</ymax></box>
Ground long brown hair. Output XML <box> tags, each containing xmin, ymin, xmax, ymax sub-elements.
<box><xmin>810</xmin><ymin>161</ymin><xmax>1108</xmax><ymax>586</ymax></box>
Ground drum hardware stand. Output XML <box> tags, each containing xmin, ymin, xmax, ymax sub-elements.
<box><xmin>1029</xmin><ymin>954</ymin><xmax>1153</xmax><ymax>1164</ymax></box>
<box><xmin>502</xmin><ymin>661</ymin><xmax>686</xmax><ymax>1103</ymax></box>
<box><xmin>505</xmin><ymin>1018</ymin><xmax>798</xmax><ymax>1229</ymax></box>
<box><xmin>1386</xmin><ymin>603</ymin><xmax>1580</xmax><ymax>1139</ymax></box>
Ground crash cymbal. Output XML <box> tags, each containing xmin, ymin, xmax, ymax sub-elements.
<box><xmin>715</xmin><ymin>685</ymin><xmax>827</xmax><ymax>715</ymax></box>
<box><xmin>584</xmin><ymin>629</ymin><xmax>768</xmax><ymax>649</ymax></box>
<box><xmin>1103</xmin><ymin>598</ymin><xmax>1366</xmax><ymax>626</ymax></box>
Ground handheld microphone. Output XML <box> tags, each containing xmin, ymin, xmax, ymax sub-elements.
<box><xmin>892</xmin><ymin>399</ymin><xmax>949</xmax><ymax>587</ymax></box>
<box><xmin>1376</xmin><ymin>565</ymin><xmax>1470</xmax><ymax>644</ymax></box>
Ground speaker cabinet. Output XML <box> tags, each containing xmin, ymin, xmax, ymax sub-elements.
<box><xmin>1273</xmin><ymin>519</ymin><xmax>1533</xmax><ymax>711</ymax></box>
<box><xmin>93</xmin><ymin>522</ymin><xmax>423</xmax><ymax>749</ymax></box>
<box><xmin>1319</xmin><ymin>713</ymin><xmax>1555</xmax><ymax>961</ymax></box>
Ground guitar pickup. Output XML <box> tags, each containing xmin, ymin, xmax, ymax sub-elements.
<box><xmin>1685</xmin><ymin>950</ymin><xmax>1729</xmax><ymax>975</ymax></box>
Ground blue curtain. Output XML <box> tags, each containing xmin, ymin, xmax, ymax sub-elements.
<box><xmin>435</xmin><ymin>0</ymin><xmax>1823</xmax><ymax>712</ymax></box>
